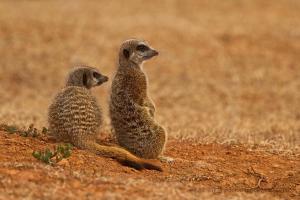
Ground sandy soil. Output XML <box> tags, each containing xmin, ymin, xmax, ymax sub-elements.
<box><xmin>0</xmin><ymin>131</ymin><xmax>299</xmax><ymax>199</ymax></box>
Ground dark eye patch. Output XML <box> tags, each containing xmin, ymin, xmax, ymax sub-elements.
<box><xmin>123</xmin><ymin>49</ymin><xmax>130</xmax><ymax>59</ymax></box>
<box><xmin>82</xmin><ymin>73</ymin><xmax>87</xmax><ymax>86</ymax></box>
<box><xmin>136</xmin><ymin>44</ymin><xmax>149</xmax><ymax>52</ymax></box>
<box><xmin>93</xmin><ymin>72</ymin><xmax>101</xmax><ymax>79</ymax></box>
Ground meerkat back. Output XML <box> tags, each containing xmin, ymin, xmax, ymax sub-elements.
<box><xmin>48</xmin><ymin>66</ymin><xmax>106</xmax><ymax>145</ymax></box>
<box><xmin>48</xmin><ymin>86</ymin><xmax>101</xmax><ymax>146</ymax></box>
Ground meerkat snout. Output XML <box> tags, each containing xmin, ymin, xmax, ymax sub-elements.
<box><xmin>93</xmin><ymin>71</ymin><xmax>109</xmax><ymax>85</ymax></box>
<box><xmin>135</xmin><ymin>43</ymin><xmax>159</xmax><ymax>59</ymax></box>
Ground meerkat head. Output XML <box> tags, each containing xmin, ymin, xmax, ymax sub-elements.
<box><xmin>119</xmin><ymin>39</ymin><xmax>159</xmax><ymax>66</ymax></box>
<box><xmin>66</xmin><ymin>66</ymin><xmax>108</xmax><ymax>89</ymax></box>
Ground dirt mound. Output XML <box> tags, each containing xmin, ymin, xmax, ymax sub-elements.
<box><xmin>0</xmin><ymin>131</ymin><xmax>299</xmax><ymax>199</ymax></box>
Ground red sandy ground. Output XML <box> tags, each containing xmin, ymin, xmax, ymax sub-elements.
<box><xmin>0</xmin><ymin>131</ymin><xmax>299</xmax><ymax>199</ymax></box>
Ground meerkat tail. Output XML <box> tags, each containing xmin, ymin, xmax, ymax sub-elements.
<box><xmin>85</xmin><ymin>141</ymin><xmax>162</xmax><ymax>171</ymax></box>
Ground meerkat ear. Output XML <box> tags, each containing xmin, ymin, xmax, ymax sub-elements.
<box><xmin>123</xmin><ymin>49</ymin><xmax>130</xmax><ymax>59</ymax></box>
<box><xmin>82</xmin><ymin>73</ymin><xmax>88</xmax><ymax>86</ymax></box>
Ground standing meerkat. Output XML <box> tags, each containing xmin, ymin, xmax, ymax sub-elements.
<box><xmin>48</xmin><ymin>66</ymin><xmax>162</xmax><ymax>171</ymax></box>
<box><xmin>110</xmin><ymin>39</ymin><xmax>171</xmax><ymax>161</ymax></box>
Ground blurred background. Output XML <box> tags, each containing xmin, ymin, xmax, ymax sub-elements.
<box><xmin>0</xmin><ymin>0</ymin><xmax>299</xmax><ymax>152</ymax></box>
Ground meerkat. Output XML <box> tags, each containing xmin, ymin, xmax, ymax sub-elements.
<box><xmin>110</xmin><ymin>39</ymin><xmax>172</xmax><ymax>161</ymax></box>
<box><xmin>48</xmin><ymin>66</ymin><xmax>162</xmax><ymax>171</ymax></box>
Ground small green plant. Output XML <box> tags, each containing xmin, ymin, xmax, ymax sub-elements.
<box><xmin>56</xmin><ymin>143</ymin><xmax>73</xmax><ymax>158</ymax></box>
<box><xmin>32</xmin><ymin>143</ymin><xmax>73</xmax><ymax>165</ymax></box>
<box><xmin>21</xmin><ymin>124</ymin><xmax>38</xmax><ymax>137</ymax></box>
<box><xmin>32</xmin><ymin>148</ymin><xmax>54</xmax><ymax>164</ymax></box>
<box><xmin>42</xmin><ymin>127</ymin><xmax>48</xmax><ymax>134</ymax></box>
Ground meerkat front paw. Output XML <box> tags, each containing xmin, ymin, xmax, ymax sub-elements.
<box><xmin>146</xmin><ymin>107</ymin><xmax>155</xmax><ymax>118</ymax></box>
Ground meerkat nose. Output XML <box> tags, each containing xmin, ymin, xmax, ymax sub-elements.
<box><xmin>102</xmin><ymin>76</ymin><xmax>109</xmax><ymax>82</ymax></box>
<box><xmin>152</xmin><ymin>50</ymin><xmax>159</xmax><ymax>56</ymax></box>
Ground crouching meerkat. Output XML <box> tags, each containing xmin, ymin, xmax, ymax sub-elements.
<box><xmin>110</xmin><ymin>39</ymin><xmax>171</xmax><ymax>161</ymax></box>
<box><xmin>48</xmin><ymin>66</ymin><xmax>162</xmax><ymax>171</ymax></box>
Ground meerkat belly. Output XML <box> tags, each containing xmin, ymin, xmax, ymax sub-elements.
<box><xmin>49</xmin><ymin>87</ymin><xmax>101</xmax><ymax>142</ymax></box>
<box><xmin>110</xmin><ymin>94</ymin><xmax>148</xmax><ymax>130</ymax></box>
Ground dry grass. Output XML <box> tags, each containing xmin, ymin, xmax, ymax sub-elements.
<box><xmin>0</xmin><ymin>0</ymin><xmax>299</xmax><ymax>152</ymax></box>
<box><xmin>0</xmin><ymin>1</ymin><xmax>300</xmax><ymax>199</ymax></box>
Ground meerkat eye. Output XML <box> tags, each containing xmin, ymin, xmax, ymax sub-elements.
<box><xmin>136</xmin><ymin>44</ymin><xmax>149</xmax><ymax>52</ymax></box>
<box><xmin>93</xmin><ymin>72</ymin><xmax>101</xmax><ymax>79</ymax></box>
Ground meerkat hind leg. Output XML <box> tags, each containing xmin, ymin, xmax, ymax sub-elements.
<box><xmin>158</xmin><ymin>156</ymin><xmax>175</xmax><ymax>163</ymax></box>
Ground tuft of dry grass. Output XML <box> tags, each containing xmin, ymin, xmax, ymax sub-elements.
<box><xmin>0</xmin><ymin>123</ymin><xmax>46</xmax><ymax>137</ymax></box>
<box><xmin>0</xmin><ymin>0</ymin><xmax>299</xmax><ymax>154</ymax></box>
